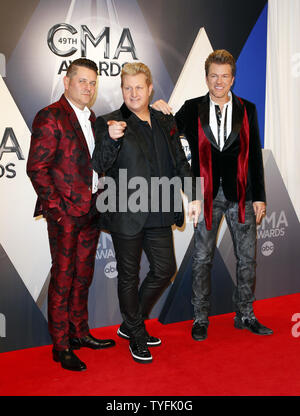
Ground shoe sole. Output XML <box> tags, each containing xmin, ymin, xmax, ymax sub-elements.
<box><xmin>192</xmin><ymin>335</ymin><xmax>207</xmax><ymax>341</ymax></box>
<box><xmin>129</xmin><ymin>346</ymin><xmax>153</xmax><ymax>364</ymax></box>
<box><xmin>117</xmin><ymin>328</ymin><xmax>162</xmax><ymax>346</ymax></box>
<box><xmin>70</xmin><ymin>343</ymin><xmax>115</xmax><ymax>350</ymax></box>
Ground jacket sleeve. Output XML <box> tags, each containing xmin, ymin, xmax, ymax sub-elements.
<box><xmin>26</xmin><ymin>109</ymin><xmax>66</xmax><ymax>221</ymax></box>
<box><xmin>247</xmin><ymin>104</ymin><xmax>266</xmax><ymax>203</ymax></box>
<box><xmin>92</xmin><ymin>116</ymin><xmax>121</xmax><ymax>174</ymax></box>
<box><xmin>174</xmin><ymin>101</ymin><xmax>187</xmax><ymax>135</ymax></box>
<box><xmin>170</xmin><ymin>116</ymin><xmax>201</xmax><ymax>202</ymax></box>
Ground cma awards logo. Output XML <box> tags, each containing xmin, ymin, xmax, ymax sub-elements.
<box><xmin>47</xmin><ymin>23</ymin><xmax>138</xmax><ymax>75</ymax></box>
<box><xmin>0</xmin><ymin>128</ymin><xmax>24</xmax><ymax>179</ymax></box>
<box><xmin>257</xmin><ymin>210</ymin><xmax>288</xmax><ymax>256</ymax></box>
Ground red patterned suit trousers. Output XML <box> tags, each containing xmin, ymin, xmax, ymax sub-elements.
<box><xmin>46</xmin><ymin>201</ymin><xmax>100</xmax><ymax>351</ymax></box>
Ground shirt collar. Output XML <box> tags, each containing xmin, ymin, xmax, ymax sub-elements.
<box><xmin>209</xmin><ymin>90</ymin><xmax>232</xmax><ymax>108</ymax></box>
<box><xmin>66</xmin><ymin>97</ymin><xmax>91</xmax><ymax>120</ymax></box>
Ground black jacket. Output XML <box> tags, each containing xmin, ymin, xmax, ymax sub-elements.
<box><xmin>92</xmin><ymin>104</ymin><xmax>196</xmax><ymax>235</ymax></box>
<box><xmin>175</xmin><ymin>92</ymin><xmax>266</xmax><ymax>203</ymax></box>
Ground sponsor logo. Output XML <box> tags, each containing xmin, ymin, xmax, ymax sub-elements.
<box><xmin>261</xmin><ymin>241</ymin><xmax>274</xmax><ymax>256</ymax></box>
<box><xmin>0</xmin><ymin>313</ymin><xmax>6</xmax><ymax>338</ymax></box>
<box><xmin>104</xmin><ymin>261</ymin><xmax>118</xmax><ymax>279</ymax></box>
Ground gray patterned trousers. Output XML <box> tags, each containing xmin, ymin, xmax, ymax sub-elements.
<box><xmin>192</xmin><ymin>186</ymin><xmax>257</xmax><ymax>324</ymax></box>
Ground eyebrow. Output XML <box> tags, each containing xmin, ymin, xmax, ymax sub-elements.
<box><xmin>79</xmin><ymin>78</ymin><xmax>96</xmax><ymax>83</ymax></box>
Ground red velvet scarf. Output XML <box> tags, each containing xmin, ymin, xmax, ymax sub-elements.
<box><xmin>197</xmin><ymin>98</ymin><xmax>250</xmax><ymax>230</ymax></box>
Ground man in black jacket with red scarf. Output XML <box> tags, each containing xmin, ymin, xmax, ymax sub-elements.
<box><xmin>153</xmin><ymin>49</ymin><xmax>273</xmax><ymax>340</ymax></box>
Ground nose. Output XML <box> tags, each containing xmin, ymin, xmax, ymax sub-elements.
<box><xmin>131</xmin><ymin>88</ymin><xmax>137</xmax><ymax>97</ymax></box>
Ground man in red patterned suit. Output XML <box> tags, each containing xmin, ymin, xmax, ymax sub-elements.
<box><xmin>27</xmin><ymin>58</ymin><xmax>115</xmax><ymax>372</ymax></box>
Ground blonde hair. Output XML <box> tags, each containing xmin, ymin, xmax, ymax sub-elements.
<box><xmin>121</xmin><ymin>62</ymin><xmax>152</xmax><ymax>86</ymax></box>
<box><xmin>205</xmin><ymin>49</ymin><xmax>236</xmax><ymax>77</ymax></box>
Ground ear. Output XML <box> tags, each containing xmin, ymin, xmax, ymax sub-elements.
<box><xmin>63</xmin><ymin>76</ymin><xmax>69</xmax><ymax>91</ymax></box>
<box><xmin>148</xmin><ymin>83</ymin><xmax>153</xmax><ymax>96</ymax></box>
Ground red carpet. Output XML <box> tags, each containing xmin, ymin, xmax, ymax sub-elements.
<box><xmin>0</xmin><ymin>293</ymin><xmax>300</xmax><ymax>396</ymax></box>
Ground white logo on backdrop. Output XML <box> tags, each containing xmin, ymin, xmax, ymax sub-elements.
<box><xmin>257</xmin><ymin>210</ymin><xmax>288</xmax><ymax>255</ymax></box>
<box><xmin>261</xmin><ymin>241</ymin><xmax>274</xmax><ymax>256</ymax></box>
<box><xmin>104</xmin><ymin>261</ymin><xmax>118</xmax><ymax>279</ymax></box>
<box><xmin>96</xmin><ymin>232</ymin><xmax>115</xmax><ymax>261</ymax></box>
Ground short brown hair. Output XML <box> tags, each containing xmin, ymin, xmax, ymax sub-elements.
<box><xmin>205</xmin><ymin>50</ymin><xmax>236</xmax><ymax>77</ymax></box>
<box><xmin>121</xmin><ymin>62</ymin><xmax>152</xmax><ymax>86</ymax></box>
<box><xmin>66</xmin><ymin>58</ymin><xmax>98</xmax><ymax>77</ymax></box>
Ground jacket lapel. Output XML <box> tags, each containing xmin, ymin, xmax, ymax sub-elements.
<box><xmin>197</xmin><ymin>94</ymin><xmax>219</xmax><ymax>150</ymax></box>
<box><xmin>60</xmin><ymin>94</ymin><xmax>91</xmax><ymax>155</ymax></box>
<box><xmin>222</xmin><ymin>92</ymin><xmax>244</xmax><ymax>151</ymax></box>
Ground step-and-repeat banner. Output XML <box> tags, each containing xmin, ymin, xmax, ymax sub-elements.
<box><xmin>1</xmin><ymin>0</ymin><xmax>299</xmax><ymax>352</ymax></box>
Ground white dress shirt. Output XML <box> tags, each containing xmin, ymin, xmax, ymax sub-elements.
<box><xmin>209</xmin><ymin>91</ymin><xmax>233</xmax><ymax>151</ymax></box>
<box><xmin>67</xmin><ymin>99</ymin><xmax>98</xmax><ymax>194</ymax></box>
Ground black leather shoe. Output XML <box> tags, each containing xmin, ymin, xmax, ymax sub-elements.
<box><xmin>129</xmin><ymin>339</ymin><xmax>152</xmax><ymax>364</ymax></box>
<box><xmin>117</xmin><ymin>323</ymin><xmax>161</xmax><ymax>346</ymax></box>
<box><xmin>234</xmin><ymin>316</ymin><xmax>273</xmax><ymax>335</ymax></box>
<box><xmin>70</xmin><ymin>334</ymin><xmax>116</xmax><ymax>350</ymax></box>
<box><xmin>52</xmin><ymin>348</ymin><xmax>87</xmax><ymax>371</ymax></box>
<box><xmin>192</xmin><ymin>322</ymin><xmax>208</xmax><ymax>341</ymax></box>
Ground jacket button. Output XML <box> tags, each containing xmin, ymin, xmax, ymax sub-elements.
<box><xmin>88</xmin><ymin>186</ymin><xmax>91</xmax><ymax>191</ymax></box>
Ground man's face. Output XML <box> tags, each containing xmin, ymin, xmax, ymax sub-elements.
<box><xmin>64</xmin><ymin>66</ymin><xmax>97</xmax><ymax>110</ymax></box>
<box><xmin>122</xmin><ymin>73</ymin><xmax>153</xmax><ymax>115</ymax></box>
<box><xmin>206</xmin><ymin>63</ymin><xmax>235</xmax><ymax>104</ymax></box>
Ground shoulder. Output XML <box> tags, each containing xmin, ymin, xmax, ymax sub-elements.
<box><xmin>34</xmin><ymin>97</ymin><xmax>66</xmax><ymax>121</ymax></box>
<box><xmin>151</xmin><ymin>108</ymin><xmax>177</xmax><ymax>133</ymax></box>
<box><xmin>96</xmin><ymin>109</ymin><xmax>122</xmax><ymax>124</ymax></box>
<box><xmin>185</xmin><ymin>96</ymin><xmax>205</xmax><ymax>106</ymax></box>
<box><xmin>176</xmin><ymin>95</ymin><xmax>207</xmax><ymax>115</ymax></box>
<box><xmin>151</xmin><ymin>107</ymin><xmax>174</xmax><ymax>123</ymax></box>
<box><xmin>233</xmin><ymin>94</ymin><xmax>256</xmax><ymax>114</ymax></box>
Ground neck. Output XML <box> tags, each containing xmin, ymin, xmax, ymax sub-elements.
<box><xmin>210</xmin><ymin>94</ymin><xmax>230</xmax><ymax>112</ymax></box>
<box><xmin>134</xmin><ymin>108</ymin><xmax>151</xmax><ymax>125</ymax></box>
<box><xmin>64</xmin><ymin>93</ymin><xmax>85</xmax><ymax>111</ymax></box>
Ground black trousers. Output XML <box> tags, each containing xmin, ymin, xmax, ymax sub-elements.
<box><xmin>111</xmin><ymin>226</ymin><xmax>176</xmax><ymax>340</ymax></box>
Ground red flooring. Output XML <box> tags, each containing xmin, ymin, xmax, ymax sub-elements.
<box><xmin>0</xmin><ymin>293</ymin><xmax>300</xmax><ymax>397</ymax></box>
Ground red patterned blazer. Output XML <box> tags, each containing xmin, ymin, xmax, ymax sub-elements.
<box><xmin>27</xmin><ymin>94</ymin><xmax>96</xmax><ymax>221</ymax></box>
